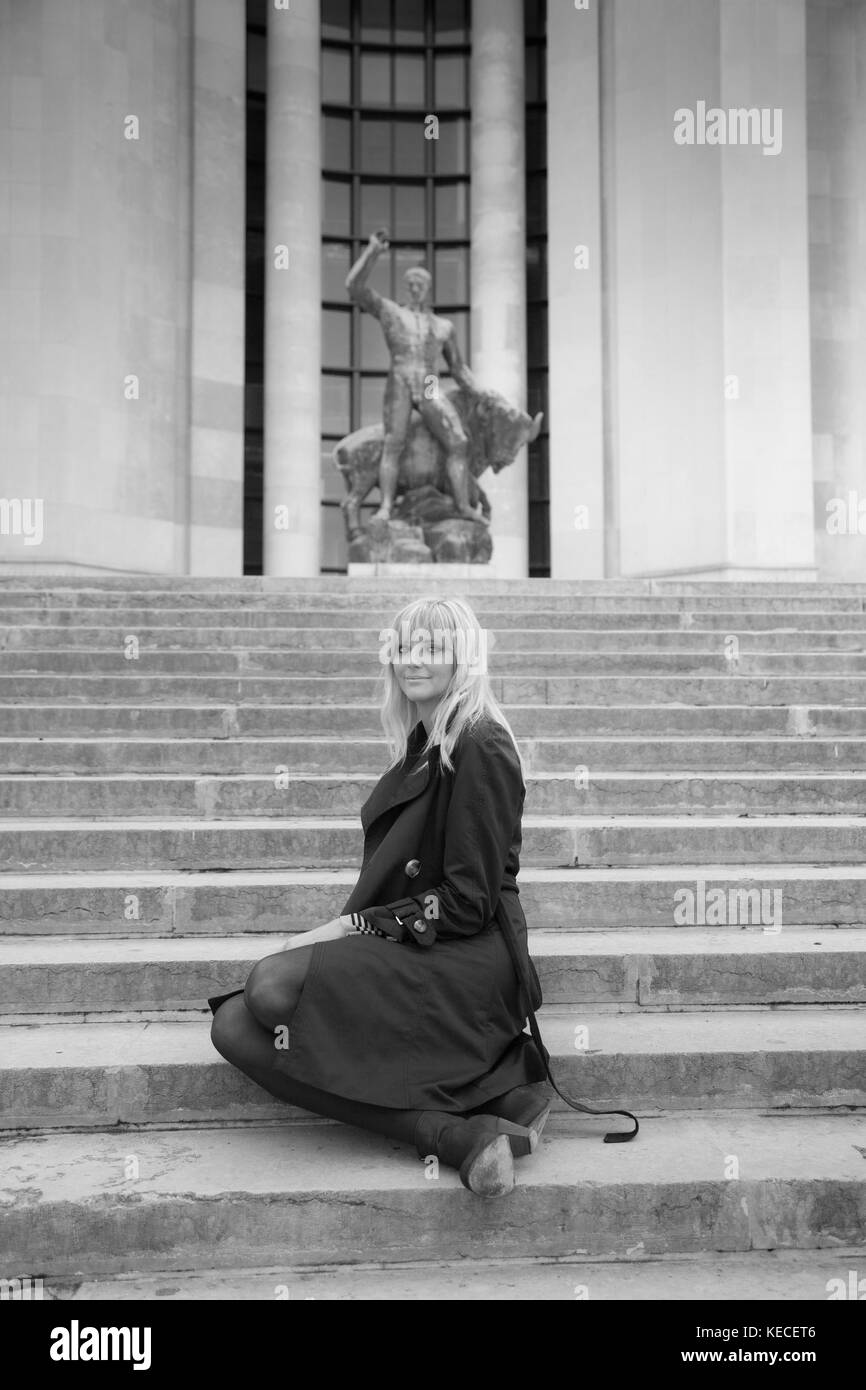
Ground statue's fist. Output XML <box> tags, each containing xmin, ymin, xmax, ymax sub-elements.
<box><xmin>369</xmin><ymin>228</ymin><xmax>390</xmax><ymax>252</ymax></box>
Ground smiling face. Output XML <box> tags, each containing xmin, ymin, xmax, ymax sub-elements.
<box><xmin>403</xmin><ymin>268</ymin><xmax>432</xmax><ymax>308</ymax></box>
<box><xmin>392</xmin><ymin>629</ymin><xmax>455</xmax><ymax>713</ymax></box>
<box><xmin>382</xmin><ymin>597</ymin><xmax>491</xmax><ymax>749</ymax></box>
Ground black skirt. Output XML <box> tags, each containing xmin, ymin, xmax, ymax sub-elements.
<box><xmin>209</xmin><ymin>920</ymin><xmax>546</xmax><ymax>1112</ymax></box>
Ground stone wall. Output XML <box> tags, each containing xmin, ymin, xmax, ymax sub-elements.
<box><xmin>0</xmin><ymin>0</ymin><xmax>230</xmax><ymax>574</ymax></box>
<box><xmin>598</xmin><ymin>0</ymin><xmax>815</xmax><ymax>581</ymax></box>
<box><xmin>807</xmin><ymin>0</ymin><xmax>866</xmax><ymax>579</ymax></box>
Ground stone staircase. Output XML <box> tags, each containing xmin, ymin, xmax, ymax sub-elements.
<box><xmin>1</xmin><ymin>576</ymin><xmax>865</xmax><ymax>1301</ymax></box>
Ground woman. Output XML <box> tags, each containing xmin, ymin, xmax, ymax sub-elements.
<box><xmin>210</xmin><ymin>595</ymin><xmax>550</xmax><ymax>1198</ymax></box>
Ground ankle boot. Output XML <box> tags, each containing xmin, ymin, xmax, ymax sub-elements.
<box><xmin>473</xmin><ymin>1085</ymin><xmax>552</xmax><ymax>1156</ymax></box>
<box><xmin>414</xmin><ymin>1112</ymin><xmax>526</xmax><ymax>1197</ymax></box>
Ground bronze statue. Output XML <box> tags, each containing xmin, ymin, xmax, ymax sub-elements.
<box><xmin>336</xmin><ymin>229</ymin><xmax>543</xmax><ymax>562</ymax></box>
<box><xmin>346</xmin><ymin>228</ymin><xmax>486</xmax><ymax>522</ymax></box>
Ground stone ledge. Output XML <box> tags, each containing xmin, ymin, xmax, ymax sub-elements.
<box><xmin>3</xmin><ymin>1116</ymin><xmax>865</xmax><ymax>1273</ymax></box>
<box><xmin>348</xmin><ymin>562</ymin><xmax>492</xmax><ymax>578</ymax></box>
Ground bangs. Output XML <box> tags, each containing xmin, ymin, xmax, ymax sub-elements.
<box><xmin>395</xmin><ymin>599</ymin><xmax>463</xmax><ymax>650</ymax></box>
<box><xmin>398</xmin><ymin>598</ymin><xmax>465</xmax><ymax>637</ymax></box>
<box><xmin>389</xmin><ymin>598</ymin><xmax>483</xmax><ymax>670</ymax></box>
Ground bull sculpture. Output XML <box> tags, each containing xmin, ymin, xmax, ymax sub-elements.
<box><xmin>335</xmin><ymin>229</ymin><xmax>542</xmax><ymax>559</ymax></box>
<box><xmin>334</xmin><ymin>385</ymin><xmax>543</xmax><ymax>541</ymax></box>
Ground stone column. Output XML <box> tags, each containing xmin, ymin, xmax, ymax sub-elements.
<box><xmin>189</xmin><ymin>0</ymin><xmax>247</xmax><ymax>576</ymax></box>
<box><xmin>546</xmin><ymin>0</ymin><xmax>605</xmax><ymax>579</ymax></box>
<box><xmin>263</xmin><ymin>0</ymin><xmax>321</xmax><ymax>576</ymax></box>
<box><xmin>807</xmin><ymin>0</ymin><xmax>866</xmax><ymax>580</ymax></box>
<box><xmin>470</xmin><ymin>0</ymin><xmax>528</xmax><ymax>578</ymax></box>
<box><xmin>0</xmin><ymin>0</ymin><xmax>192</xmax><ymax>575</ymax></box>
<box><xmin>716</xmin><ymin>0</ymin><xmax>815</xmax><ymax>581</ymax></box>
<box><xmin>601</xmin><ymin>0</ymin><xmax>815</xmax><ymax>581</ymax></box>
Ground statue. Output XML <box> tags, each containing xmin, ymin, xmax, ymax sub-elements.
<box><xmin>334</xmin><ymin>229</ymin><xmax>543</xmax><ymax>564</ymax></box>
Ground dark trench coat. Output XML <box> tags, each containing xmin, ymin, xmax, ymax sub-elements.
<box><xmin>273</xmin><ymin>715</ymin><xmax>548</xmax><ymax>1110</ymax></box>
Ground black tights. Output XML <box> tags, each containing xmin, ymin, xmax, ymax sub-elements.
<box><xmin>210</xmin><ymin>946</ymin><xmax>430</xmax><ymax>1153</ymax></box>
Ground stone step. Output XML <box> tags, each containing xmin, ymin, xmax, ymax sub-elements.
<box><xmin>2</xmin><ymin>813</ymin><xmax>864</xmax><ymax>870</ymax></box>
<box><xmin>4</xmin><ymin>735</ymin><xmax>866</xmax><ymax>774</ymax></box>
<box><xmin>6</xmin><ymin>624</ymin><xmax>866</xmax><ymax>653</ymax></box>
<box><xmin>2</xmin><ymin>865</ymin><xmax>863</xmax><ymax>934</ymax></box>
<box><xmin>5</xmin><ymin>628</ymin><xmax>866</xmax><ymax>653</ymax></box>
<box><xmin>5</xmin><ymin>575</ymin><xmax>866</xmax><ymax>592</ymax></box>
<box><xmin>5</xmin><ymin>648</ymin><xmax>866</xmax><ymax>677</ymax></box>
<box><xmin>0</xmin><ymin>579</ymin><xmax>864</xmax><ymax>608</ymax></box>
<box><xmin>3</xmin><ymin>573</ymin><xmax>861</xmax><ymax>1290</ymax></box>
<box><xmin>2</xmin><ymin>582</ymin><xmax>865</xmax><ymax>608</ymax></box>
<box><xmin>9</xmin><ymin>605</ymin><xmax>866</xmax><ymax>631</ymax></box>
<box><xmin>4</xmin><ymin>1011</ymin><xmax>866</xmax><ymax>1130</ymax></box>
<box><xmin>50</xmin><ymin>1248</ymin><xmax>866</xmax><ymax>1301</ymax></box>
<box><xmin>2</xmin><ymin>674</ymin><xmax>866</xmax><ymax>705</ymax></box>
<box><xmin>3</xmin><ymin>702</ymin><xmax>866</xmax><ymax>738</ymax></box>
<box><xmin>3</xmin><ymin>771</ymin><xmax>866</xmax><ymax>817</ymax></box>
<box><xmin>3</xmin><ymin>929</ymin><xmax>864</xmax><ymax>1015</ymax></box>
<box><xmin>3</xmin><ymin>1114</ymin><xmax>864</xmax><ymax>1274</ymax></box>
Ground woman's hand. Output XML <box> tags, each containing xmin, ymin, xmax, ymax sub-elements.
<box><xmin>279</xmin><ymin>916</ymin><xmax>353</xmax><ymax>952</ymax></box>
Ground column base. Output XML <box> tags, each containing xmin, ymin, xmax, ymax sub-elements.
<box><xmin>627</xmin><ymin>564</ymin><xmax>819</xmax><ymax>583</ymax></box>
<box><xmin>0</xmin><ymin>561</ymin><xmax>158</xmax><ymax>576</ymax></box>
<box><xmin>347</xmin><ymin>562</ymin><xmax>492</xmax><ymax>579</ymax></box>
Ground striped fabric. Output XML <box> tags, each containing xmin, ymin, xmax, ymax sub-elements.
<box><xmin>347</xmin><ymin>911</ymin><xmax>388</xmax><ymax>938</ymax></box>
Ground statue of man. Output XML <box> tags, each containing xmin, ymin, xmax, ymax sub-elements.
<box><xmin>346</xmin><ymin>228</ymin><xmax>483</xmax><ymax>523</ymax></box>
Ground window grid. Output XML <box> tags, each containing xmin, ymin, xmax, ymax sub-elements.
<box><xmin>321</xmin><ymin>0</ymin><xmax>472</xmax><ymax>572</ymax></box>
<box><xmin>525</xmin><ymin>0</ymin><xmax>549</xmax><ymax>578</ymax></box>
<box><xmin>244</xmin><ymin>1</ymin><xmax>549</xmax><ymax>575</ymax></box>
<box><xmin>243</xmin><ymin>57</ymin><xmax>266</xmax><ymax>575</ymax></box>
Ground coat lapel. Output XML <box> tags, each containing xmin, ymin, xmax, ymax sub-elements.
<box><xmin>361</xmin><ymin>722</ymin><xmax>432</xmax><ymax>834</ymax></box>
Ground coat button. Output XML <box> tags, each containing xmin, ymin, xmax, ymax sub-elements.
<box><xmin>413</xmin><ymin>919</ymin><xmax>427</xmax><ymax>933</ymax></box>
<box><xmin>405</xmin><ymin>859</ymin><xmax>421</xmax><ymax>878</ymax></box>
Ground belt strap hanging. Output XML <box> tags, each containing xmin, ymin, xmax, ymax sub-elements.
<box><xmin>494</xmin><ymin>901</ymin><xmax>639</xmax><ymax>1144</ymax></box>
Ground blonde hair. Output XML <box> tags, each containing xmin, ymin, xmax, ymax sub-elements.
<box><xmin>378</xmin><ymin>595</ymin><xmax>522</xmax><ymax>773</ymax></box>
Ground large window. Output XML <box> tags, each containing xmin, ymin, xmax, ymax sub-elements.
<box><xmin>525</xmin><ymin>0</ymin><xmax>549</xmax><ymax>577</ymax></box>
<box><xmin>244</xmin><ymin>0</ymin><xmax>549</xmax><ymax>575</ymax></box>
<box><xmin>321</xmin><ymin>0</ymin><xmax>472</xmax><ymax>571</ymax></box>
<box><xmin>244</xmin><ymin>1</ymin><xmax>266</xmax><ymax>575</ymax></box>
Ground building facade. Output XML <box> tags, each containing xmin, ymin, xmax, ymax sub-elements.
<box><xmin>1</xmin><ymin>0</ymin><xmax>865</xmax><ymax>580</ymax></box>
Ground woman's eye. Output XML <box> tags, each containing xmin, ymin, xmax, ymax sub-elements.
<box><xmin>395</xmin><ymin>642</ymin><xmax>433</xmax><ymax>663</ymax></box>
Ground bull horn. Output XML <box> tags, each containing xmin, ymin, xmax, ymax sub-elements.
<box><xmin>528</xmin><ymin>411</ymin><xmax>544</xmax><ymax>443</ymax></box>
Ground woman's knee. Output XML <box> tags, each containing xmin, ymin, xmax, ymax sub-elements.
<box><xmin>210</xmin><ymin>992</ymin><xmax>252</xmax><ymax>1063</ymax></box>
<box><xmin>244</xmin><ymin>950</ymin><xmax>308</xmax><ymax>1031</ymax></box>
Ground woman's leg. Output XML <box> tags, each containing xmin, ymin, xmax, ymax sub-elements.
<box><xmin>210</xmin><ymin>993</ymin><xmax>520</xmax><ymax>1196</ymax></box>
<box><xmin>242</xmin><ymin>945</ymin><xmax>313</xmax><ymax>1032</ymax></box>
<box><xmin>466</xmin><ymin>1085</ymin><xmax>552</xmax><ymax>1150</ymax></box>
<box><xmin>211</xmin><ymin>991</ymin><xmax>422</xmax><ymax>1145</ymax></box>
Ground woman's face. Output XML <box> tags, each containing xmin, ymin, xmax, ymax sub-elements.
<box><xmin>392</xmin><ymin>629</ymin><xmax>455</xmax><ymax>709</ymax></box>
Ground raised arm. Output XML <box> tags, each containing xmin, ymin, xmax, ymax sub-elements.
<box><xmin>346</xmin><ymin>228</ymin><xmax>390</xmax><ymax>316</ymax></box>
<box><xmin>442</xmin><ymin>328</ymin><xmax>479</xmax><ymax>395</ymax></box>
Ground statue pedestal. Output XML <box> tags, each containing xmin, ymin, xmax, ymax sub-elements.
<box><xmin>346</xmin><ymin>491</ymin><xmax>493</xmax><ymax>570</ymax></box>
<box><xmin>347</xmin><ymin>518</ymin><xmax>432</xmax><ymax>565</ymax></box>
<box><xmin>347</xmin><ymin>561</ymin><xmax>492</xmax><ymax>578</ymax></box>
